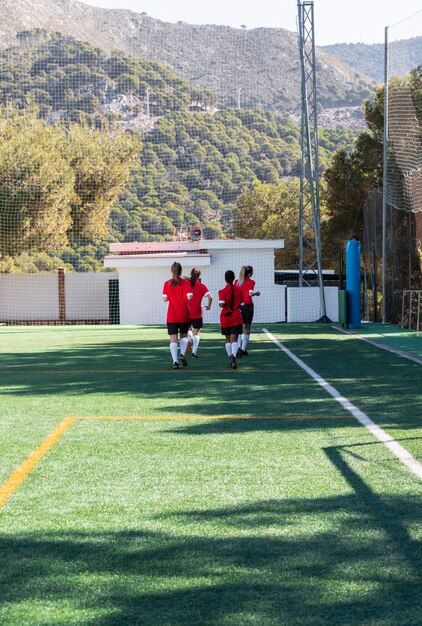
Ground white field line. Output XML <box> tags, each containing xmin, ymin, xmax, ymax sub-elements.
<box><xmin>262</xmin><ymin>328</ymin><xmax>422</xmax><ymax>481</ymax></box>
<box><xmin>332</xmin><ymin>326</ymin><xmax>422</xmax><ymax>365</ymax></box>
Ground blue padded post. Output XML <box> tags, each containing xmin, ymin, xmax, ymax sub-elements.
<box><xmin>346</xmin><ymin>239</ymin><xmax>361</xmax><ymax>329</ymax></box>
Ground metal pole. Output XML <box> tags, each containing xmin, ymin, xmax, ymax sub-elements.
<box><xmin>339</xmin><ymin>251</ymin><xmax>344</xmax><ymax>291</ymax></box>
<box><xmin>298</xmin><ymin>2</ymin><xmax>304</xmax><ymax>287</ymax></box>
<box><xmin>373</xmin><ymin>249</ymin><xmax>378</xmax><ymax>322</ymax></box>
<box><xmin>382</xmin><ymin>26</ymin><xmax>388</xmax><ymax>323</ymax></box>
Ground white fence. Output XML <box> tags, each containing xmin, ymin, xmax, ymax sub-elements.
<box><xmin>0</xmin><ymin>271</ymin><xmax>339</xmax><ymax>324</ymax></box>
<box><xmin>287</xmin><ymin>287</ymin><xmax>339</xmax><ymax>322</ymax></box>
<box><xmin>0</xmin><ymin>271</ymin><xmax>117</xmax><ymax>323</ymax></box>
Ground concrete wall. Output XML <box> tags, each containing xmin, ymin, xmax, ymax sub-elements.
<box><xmin>0</xmin><ymin>271</ymin><xmax>117</xmax><ymax>322</ymax></box>
<box><xmin>65</xmin><ymin>272</ymin><xmax>116</xmax><ymax>321</ymax></box>
<box><xmin>0</xmin><ymin>273</ymin><xmax>59</xmax><ymax>320</ymax></box>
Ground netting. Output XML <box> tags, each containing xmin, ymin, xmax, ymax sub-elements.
<box><xmin>383</xmin><ymin>9</ymin><xmax>422</xmax><ymax>323</ymax></box>
<box><xmin>0</xmin><ymin>0</ymin><xmax>368</xmax><ymax>326</ymax></box>
<box><xmin>386</xmin><ymin>11</ymin><xmax>422</xmax><ymax>214</ymax></box>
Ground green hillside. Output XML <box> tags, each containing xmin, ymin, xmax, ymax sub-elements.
<box><xmin>0</xmin><ymin>34</ymin><xmax>358</xmax><ymax>273</ymax></box>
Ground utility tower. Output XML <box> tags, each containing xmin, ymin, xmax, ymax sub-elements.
<box><xmin>297</xmin><ymin>1</ymin><xmax>328</xmax><ymax>320</ymax></box>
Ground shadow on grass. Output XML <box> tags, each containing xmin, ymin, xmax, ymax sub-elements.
<box><xmin>1</xmin><ymin>487</ymin><xmax>422</xmax><ymax>624</ymax></box>
<box><xmin>0</xmin><ymin>325</ymin><xmax>420</xmax><ymax>429</ymax></box>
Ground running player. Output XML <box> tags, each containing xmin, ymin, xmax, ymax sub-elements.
<box><xmin>218</xmin><ymin>270</ymin><xmax>243</xmax><ymax>369</ymax></box>
<box><xmin>186</xmin><ymin>267</ymin><xmax>212</xmax><ymax>359</ymax></box>
<box><xmin>162</xmin><ymin>262</ymin><xmax>193</xmax><ymax>369</ymax></box>
<box><xmin>235</xmin><ymin>265</ymin><xmax>260</xmax><ymax>356</ymax></box>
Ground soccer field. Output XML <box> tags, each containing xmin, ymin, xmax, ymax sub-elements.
<box><xmin>1</xmin><ymin>323</ymin><xmax>421</xmax><ymax>625</ymax></box>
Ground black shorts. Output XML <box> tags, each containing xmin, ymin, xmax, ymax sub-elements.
<box><xmin>190</xmin><ymin>318</ymin><xmax>203</xmax><ymax>329</ymax></box>
<box><xmin>240</xmin><ymin>303</ymin><xmax>254</xmax><ymax>325</ymax></box>
<box><xmin>220</xmin><ymin>323</ymin><xmax>243</xmax><ymax>337</ymax></box>
<box><xmin>167</xmin><ymin>321</ymin><xmax>190</xmax><ymax>335</ymax></box>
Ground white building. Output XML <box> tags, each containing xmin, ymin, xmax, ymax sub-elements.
<box><xmin>103</xmin><ymin>239</ymin><xmax>286</xmax><ymax>325</ymax></box>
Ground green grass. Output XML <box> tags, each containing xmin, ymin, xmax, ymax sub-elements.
<box><xmin>339</xmin><ymin>322</ymin><xmax>422</xmax><ymax>360</ymax></box>
<box><xmin>0</xmin><ymin>324</ymin><xmax>421</xmax><ymax>625</ymax></box>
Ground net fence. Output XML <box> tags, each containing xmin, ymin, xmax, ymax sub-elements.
<box><xmin>384</xmin><ymin>10</ymin><xmax>422</xmax><ymax>324</ymax></box>
<box><xmin>0</xmin><ymin>1</ymin><xmax>371</xmax><ymax>326</ymax></box>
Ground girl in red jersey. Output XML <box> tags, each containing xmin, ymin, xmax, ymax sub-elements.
<box><xmin>235</xmin><ymin>265</ymin><xmax>260</xmax><ymax>356</ymax></box>
<box><xmin>186</xmin><ymin>267</ymin><xmax>212</xmax><ymax>359</ymax></box>
<box><xmin>218</xmin><ymin>270</ymin><xmax>243</xmax><ymax>369</ymax></box>
<box><xmin>162</xmin><ymin>262</ymin><xmax>193</xmax><ymax>369</ymax></box>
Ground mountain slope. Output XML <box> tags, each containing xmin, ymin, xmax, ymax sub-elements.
<box><xmin>0</xmin><ymin>0</ymin><xmax>374</xmax><ymax>117</ymax></box>
<box><xmin>323</xmin><ymin>37</ymin><xmax>422</xmax><ymax>83</ymax></box>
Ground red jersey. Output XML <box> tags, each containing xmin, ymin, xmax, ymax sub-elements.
<box><xmin>162</xmin><ymin>278</ymin><xmax>191</xmax><ymax>323</ymax></box>
<box><xmin>235</xmin><ymin>277</ymin><xmax>256</xmax><ymax>305</ymax></box>
<box><xmin>188</xmin><ymin>281</ymin><xmax>210</xmax><ymax>320</ymax></box>
<box><xmin>218</xmin><ymin>283</ymin><xmax>243</xmax><ymax>328</ymax></box>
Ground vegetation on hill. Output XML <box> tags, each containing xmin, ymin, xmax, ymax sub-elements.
<box><xmin>231</xmin><ymin>65</ymin><xmax>421</xmax><ymax>289</ymax></box>
<box><xmin>0</xmin><ymin>34</ymin><xmax>361</xmax><ymax>273</ymax></box>
<box><xmin>323</xmin><ymin>37</ymin><xmax>422</xmax><ymax>84</ymax></box>
<box><xmin>0</xmin><ymin>0</ymin><xmax>375</xmax><ymax>117</ymax></box>
<box><xmin>0</xmin><ymin>32</ymin><xmax>216</xmax><ymax>123</ymax></box>
<box><xmin>321</xmin><ymin>67</ymin><xmax>421</xmax><ymax>319</ymax></box>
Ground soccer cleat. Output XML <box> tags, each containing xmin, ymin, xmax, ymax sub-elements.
<box><xmin>192</xmin><ymin>352</ymin><xmax>199</xmax><ymax>359</ymax></box>
<box><xmin>173</xmin><ymin>362</ymin><xmax>179</xmax><ymax>369</ymax></box>
<box><xmin>241</xmin><ymin>349</ymin><xmax>248</xmax><ymax>356</ymax></box>
<box><xmin>179</xmin><ymin>354</ymin><xmax>188</xmax><ymax>367</ymax></box>
<box><xmin>236</xmin><ymin>347</ymin><xmax>242</xmax><ymax>358</ymax></box>
<box><xmin>229</xmin><ymin>355</ymin><xmax>237</xmax><ymax>369</ymax></box>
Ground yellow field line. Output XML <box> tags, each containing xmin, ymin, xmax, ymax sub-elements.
<box><xmin>0</xmin><ymin>417</ymin><xmax>76</xmax><ymax>509</ymax></box>
<box><xmin>74</xmin><ymin>415</ymin><xmax>352</xmax><ymax>421</ymax></box>
<box><xmin>0</xmin><ymin>414</ymin><xmax>352</xmax><ymax>510</ymax></box>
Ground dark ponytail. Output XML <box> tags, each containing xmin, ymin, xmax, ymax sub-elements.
<box><xmin>170</xmin><ymin>262</ymin><xmax>182</xmax><ymax>286</ymax></box>
<box><xmin>225</xmin><ymin>270</ymin><xmax>235</xmax><ymax>312</ymax></box>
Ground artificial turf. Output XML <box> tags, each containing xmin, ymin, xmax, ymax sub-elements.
<box><xmin>0</xmin><ymin>324</ymin><xmax>421</xmax><ymax>625</ymax></box>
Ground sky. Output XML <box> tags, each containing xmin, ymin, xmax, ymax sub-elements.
<box><xmin>81</xmin><ymin>0</ymin><xmax>422</xmax><ymax>45</ymax></box>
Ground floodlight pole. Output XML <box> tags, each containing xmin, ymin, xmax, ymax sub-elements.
<box><xmin>297</xmin><ymin>1</ymin><xmax>327</xmax><ymax>320</ymax></box>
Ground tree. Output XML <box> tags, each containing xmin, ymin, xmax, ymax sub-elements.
<box><xmin>322</xmin><ymin>86</ymin><xmax>384</xmax><ymax>256</ymax></box>
<box><xmin>0</xmin><ymin>108</ymin><xmax>74</xmax><ymax>260</ymax></box>
<box><xmin>233</xmin><ymin>180</ymin><xmax>301</xmax><ymax>267</ymax></box>
<box><xmin>64</xmin><ymin>123</ymin><xmax>140</xmax><ymax>241</ymax></box>
<box><xmin>0</xmin><ymin>107</ymin><xmax>140</xmax><ymax>271</ymax></box>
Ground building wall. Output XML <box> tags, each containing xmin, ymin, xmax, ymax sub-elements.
<box><xmin>117</xmin><ymin>248</ymin><xmax>286</xmax><ymax>325</ymax></box>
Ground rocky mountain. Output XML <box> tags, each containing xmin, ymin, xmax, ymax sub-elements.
<box><xmin>323</xmin><ymin>37</ymin><xmax>422</xmax><ymax>83</ymax></box>
<box><xmin>0</xmin><ymin>0</ymin><xmax>374</xmax><ymax>123</ymax></box>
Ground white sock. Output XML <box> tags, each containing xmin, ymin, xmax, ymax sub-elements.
<box><xmin>239</xmin><ymin>333</ymin><xmax>244</xmax><ymax>346</ymax></box>
<box><xmin>225</xmin><ymin>342</ymin><xmax>232</xmax><ymax>357</ymax></box>
<box><xmin>242</xmin><ymin>335</ymin><xmax>250</xmax><ymax>351</ymax></box>
<box><xmin>188</xmin><ymin>329</ymin><xmax>193</xmax><ymax>341</ymax></box>
<box><xmin>180</xmin><ymin>337</ymin><xmax>188</xmax><ymax>356</ymax></box>
<box><xmin>192</xmin><ymin>335</ymin><xmax>200</xmax><ymax>354</ymax></box>
<box><xmin>170</xmin><ymin>342</ymin><xmax>178</xmax><ymax>362</ymax></box>
<box><xmin>231</xmin><ymin>341</ymin><xmax>238</xmax><ymax>357</ymax></box>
